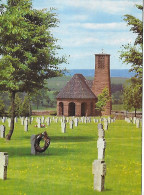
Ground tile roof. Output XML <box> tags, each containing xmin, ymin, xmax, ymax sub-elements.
<box><xmin>57</xmin><ymin>74</ymin><xmax>96</xmax><ymax>99</ymax></box>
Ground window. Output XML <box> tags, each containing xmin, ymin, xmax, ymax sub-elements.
<box><xmin>98</xmin><ymin>56</ymin><xmax>105</xmax><ymax>69</ymax></box>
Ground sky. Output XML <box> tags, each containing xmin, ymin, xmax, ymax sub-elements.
<box><xmin>31</xmin><ymin>0</ymin><xmax>142</xmax><ymax>69</ymax></box>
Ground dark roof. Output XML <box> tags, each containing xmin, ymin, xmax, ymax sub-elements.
<box><xmin>86</xmin><ymin>80</ymin><xmax>93</xmax><ymax>89</ymax></box>
<box><xmin>57</xmin><ymin>74</ymin><xmax>96</xmax><ymax>99</ymax></box>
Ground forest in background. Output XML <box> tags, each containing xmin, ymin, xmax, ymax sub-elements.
<box><xmin>0</xmin><ymin>76</ymin><xmax>128</xmax><ymax>113</ymax></box>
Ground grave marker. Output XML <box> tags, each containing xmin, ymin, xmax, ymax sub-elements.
<box><xmin>31</xmin><ymin>135</ymin><xmax>37</xmax><ymax>155</ymax></box>
<box><xmin>0</xmin><ymin>152</ymin><xmax>8</xmax><ymax>180</ymax></box>
<box><xmin>0</xmin><ymin>125</ymin><xmax>5</xmax><ymax>138</ymax></box>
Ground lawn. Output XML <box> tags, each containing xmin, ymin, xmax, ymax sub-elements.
<box><xmin>0</xmin><ymin>117</ymin><xmax>141</xmax><ymax>195</ymax></box>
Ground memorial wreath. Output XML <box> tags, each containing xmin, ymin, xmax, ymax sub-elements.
<box><xmin>34</xmin><ymin>131</ymin><xmax>50</xmax><ymax>153</ymax></box>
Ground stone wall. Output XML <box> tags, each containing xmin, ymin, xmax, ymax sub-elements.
<box><xmin>32</xmin><ymin>110</ymin><xmax>56</xmax><ymax>116</ymax></box>
<box><xmin>111</xmin><ymin>110</ymin><xmax>142</xmax><ymax>119</ymax></box>
<box><xmin>57</xmin><ymin>98</ymin><xmax>96</xmax><ymax>117</ymax></box>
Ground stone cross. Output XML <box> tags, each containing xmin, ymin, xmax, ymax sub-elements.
<box><xmin>92</xmin><ymin>160</ymin><xmax>106</xmax><ymax>191</ymax></box>
<box><xmin>41</xmin><ymin>116</ymin><xmax>45</xmax><ymax>123</ymax></box>
<box><xmin>97</xmin><ymin>124</ymin><xmax>106</xmax><ymax>160</ymax></box>
<box><xmin>37</xmin><ymin>118</ymin><xmax>41</xmax><ymax>128</ymax></box>
<box><xmin>55</xmin><ymin>118</ymin><xmax>58</xmax><ymax>123</ymax></box>
<box><xmin>24</xmin><ymin>119</ymin><xmax>28</xmax><ymax>132</ymax></box>
<box><xmin>0</xmin><ymin>125</ymin><xmax>5</xmax><ymax>138</ymax></box>
<box><xmin>2</xmin><ymin>117</ymin><xmax>6</xmax><ymax>123</ymax></box>
<box><xmin>92</xmin><ymin>123</ymin><xmax>106</xmax><ymax>191</ymax></box>
<box><xmin>46</xmin><ymin>117</ymin><xmax>50</xmax><ymax>126</ymax></box>
<box><xmin>81</xmin><ymin>117</ymin><xmax>84</xmax><ymax>123</ymax></box>
<box><xmin>104</xmin><ymin>119</ymin><xmax>108</xmax><ymax>131</ymax></box>
<box><xmin>136</xmin><ymin>118</ymin><xmax>140</xmax><ymax>128</ymax></box>
<box><xmin>21</xmin><ymin>117</ymin><xmax>24</xmax><ymax>125</ymax></box>
<box><xmin>15</xmin><ymin>117</ymin><xmax>18</xmax><ymax>123</ymax></box>
<box><xmin>108</xmin><ymin>116</ymin><xmax>111</xmax><ymax>124</ymax></box>
<box><xmin>133</xmin><ymin>117</ymin><xmax>136</xmax><ymax>124</ymax></box>
<box><xmin>84</xmin><ymin>117</ymin><xmax>87</xmax><ymax>123</ymax></box>
<box><xmin>0</xmin><ymin>152</ymin><xmax>8</xmax><ymax>180</ymax></box>
<box><xmin>74</xmin><ymin>118</ymin><xmax>78</xmax><ymax>127</ymax></box>
<box><xmin>8</xmin><ymin>118</ymin><xmax>11</xmax><ymax>127</ymax></box>
<box><xmin>31</xmin><ymin>135</ymin><xmax>37</xmax><ymax>155</ymax></box>
<box><xmin>61</xmin><ymin>122</ymin><xmax>66</xmax><ymax>133</ymax></box>
<box><xmin>69</xmin><ymin>120</ymin><xmax>74</xmax><ymax>129</ymax></box>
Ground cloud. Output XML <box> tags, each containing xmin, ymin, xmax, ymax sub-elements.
<box><xmin>53</xmin><ymin>0</ymin><xmax>141</xmax><ymax>14</ymax></box>
<box><xmin>33</xmin><ymin>0</ymin><xmax>141</xmax><ymax>15</ymax></box>
<box><xmin>68</xmin><ymin>22</ymin><xmax>128</xmax><ymax>31</ymax></box>
<box><xmin>59</xmin><ymin>31</ymin><xmax>136</xmax><ymax>48</ymax></box>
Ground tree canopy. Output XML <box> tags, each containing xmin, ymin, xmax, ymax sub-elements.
<box><xmin>123</xmin><ymin>78</ymin><xmax>142</xmax><ymax>116</ymax></box>
<box><xmin>0</xmin><ymin>0</ymin><xmax>66</xmax><ymax>139</ymax></box>
<box><xmin>120</xmin><ymin>4</ymin><xmax>143</xmax><ymax>81</ymax></box>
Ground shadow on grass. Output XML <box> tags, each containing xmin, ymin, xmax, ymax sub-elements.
<box><xmin>50</xmin><ymin>135</ymin><xmax>95</xmax><ymax>142</ymax></box>
<box><xmin>0</xmin><ymin>146</ymin><xmax>75</xmax><ymax>158</ymax></box>
<box><xmin>13</xmin><ymin>135</ymin><xmax>95</xmax><ymax>142</ymax></box>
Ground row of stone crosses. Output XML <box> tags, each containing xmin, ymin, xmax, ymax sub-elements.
<box><xmin>0</xmin><ymin>116</ymin><xmax>116</xmax><ymax>138</ymax></box>
<box><xmin>125</xmin><ymin>116</ymin><xmax>141</xmax><ymax>128</ymax></box>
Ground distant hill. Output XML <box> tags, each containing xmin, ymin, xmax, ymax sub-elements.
<box><xmin>66</xmin><ymin>69</ymin><xmax>134</xmax><ymax>78</ymax></box>
<box><xmin>47</xmin><ymin>76</ymin><xmax>128</xmax><ymax>91</ymax></box>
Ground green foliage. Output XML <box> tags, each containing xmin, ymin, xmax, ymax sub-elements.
<box><xmin>123</xmin><ymin>78</ymin><xmax>142</xmax><ymax>115</ymax></box>
<box><xmin>120</xmin><ymin>4</ymin><xmax>143</xmax><ymax>81</ymax></box>
<box><xmin>0</xmin><ymin>99</ymin><xmax>5</xmax><ymax>116</ymax></box>
<box><xmin>8</xmin><ymin>94</ymin><xmax>22</xmax><ymax>117</ymax></box>
<box><xmin>21</xmin><ymin>95</ymin><xmax>31</xmax><ymax>117</ymax></box>
<box><xmin>0</xmin><ymin>0</ymin><xmax>66</xmax><ymax>93</ymax></box>
<box><xmin>96</xmin><ymin>87</ymin><xmax>111</xmax><ymax>114</ymax></box>
<box><xmin>0</xmin><ymin>0</ymin><xmax>66</xmax><ymax>139</ymax></box>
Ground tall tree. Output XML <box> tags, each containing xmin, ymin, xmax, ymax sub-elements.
<box><xmin>0</xmin><ymin>0</ymin><xmax>66</xmax><ymax>140</ymax></box>
<box><xmin>123</xmin><ymin>78</ymin><xmax>142</xmax><ymax>117</ymax></box>
<box><xmin>120</xmin><ymin>4</ymin><xmax>143</xmax><ymax>81</ymax></box>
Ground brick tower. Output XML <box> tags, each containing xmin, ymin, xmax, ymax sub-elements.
<box><xmin>92</xmin><ymin>53</ymin><xmax>112</xmax><ymax>115</ymax></box>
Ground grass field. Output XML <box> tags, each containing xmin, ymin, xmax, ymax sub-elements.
<box><xmin>0</xmin><ymin>117</ymin><xmax>141</xmax><ymax>195</ymax></box>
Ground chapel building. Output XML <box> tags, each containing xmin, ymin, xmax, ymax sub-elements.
<box><xmin>57</xmin><ymin>53</ymin><xmax>112</xmax><ymax>116</ymax></box>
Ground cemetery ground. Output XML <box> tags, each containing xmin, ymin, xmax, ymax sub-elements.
<box><xmin>0</xmin><ymin>118</ymin><xmax>141</xmax><ymax>195</ymax></box>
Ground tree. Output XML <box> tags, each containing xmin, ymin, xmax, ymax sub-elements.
<box><xmin>8</xmin><ymin>94</ymin><xmax>22</xmax><ymax>117</ymax></box>
<box><xmin>0</xmin><ymin>0</ymin><xmax>66</xmax><ymax>140</ymax></box>
<box><xmin>21</xmin><ymin>95</ymin><xmax>31</xmax><ymax>117</ymax></box>
<box><xmin>123</xmin><ymin>78</ymin><xmax>142</xmax><ymax>117</ymax></box>
<box><xmin>95</xmin><ymin>87</ymin><xmax>111</xmax><ymax>116</ymax></box>
<box><xmin>0</xmin><ymin>100</ymin><xmax>5</xmax><ymax>116</ymax></box>
<box><xmin>120</xmin><ymin>4</ymin><xmax>143</xmax><ymax>82</ymax></box>
<box><xmin>120</xmin><ymin>4</ymin><xmax>142</xmax><ymax>114</ymax></box>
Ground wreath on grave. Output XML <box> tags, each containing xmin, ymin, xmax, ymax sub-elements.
<box><xmin>34</xmin><ymin>131</ymin><xmax>50</xmax><ymax>153</ymax></box>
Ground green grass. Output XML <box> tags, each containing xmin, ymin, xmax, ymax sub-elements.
<box><xmin>0</xmin><ymin>118</ymin><xmax>141</xmax><ymax>195</ymax></box>
<box><xmin>112</xmin><ymin>104</ymin><xmax>124</xmax><ymax>110</ymax></box>
<box><xmin>46</xmin><ymin>76</ymin><xmax>128</xmax><ymax>91</ymax></box>
<box><xmin>32</xmin><ymin>106</ymin><xmax>56</xmax><ymax>111</ymax></box>
<box><xmin>112</xmin><ymin>104</ymin><xmax>142</xmax><ymax>112</ymax></box>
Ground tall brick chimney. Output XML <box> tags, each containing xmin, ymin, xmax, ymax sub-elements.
<box><xmin>92</xmin><ymin>53</ymin><xmax>112</xmax><ymax>115</ymax></box>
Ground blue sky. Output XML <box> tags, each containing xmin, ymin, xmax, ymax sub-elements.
<box><xmin>33</xmin><ymin>0</ymin><xmax>142</xmax><ymax>70</ymax></box>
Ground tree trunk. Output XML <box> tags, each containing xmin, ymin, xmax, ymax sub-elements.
<box><xmin>135</xmin><ymin>108</ymin><xmax>137</xmax><ymax>117</ymax></box>
<box><xmin>6</xmin><ymin>91</ymin><xmax>15</xmax><ymax>140</ymax></box>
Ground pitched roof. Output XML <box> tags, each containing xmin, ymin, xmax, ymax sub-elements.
<box><xmin>57</xmin><ymin>74</ymin><xmax>96</xmax><ymax>99</ymax></box>
<box><xmin>86</xmin><ymin>80</ymin><xmax>93</xmax><ymax>89</ymax></box>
